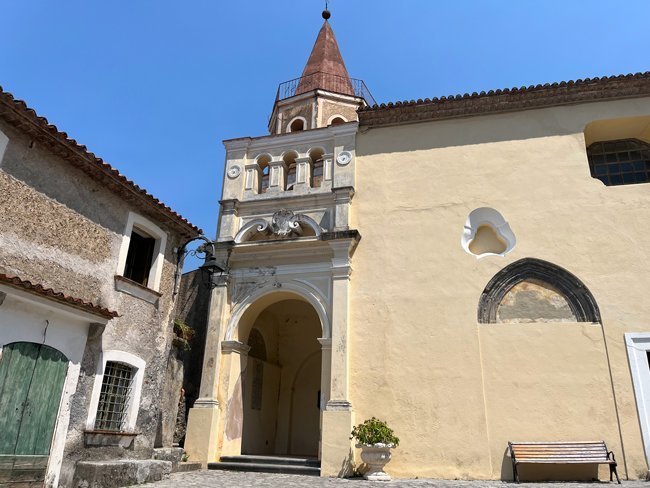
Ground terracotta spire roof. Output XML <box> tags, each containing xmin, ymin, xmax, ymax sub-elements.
<box><xmin>296</xmin><ymin>19</ymin><xmax>355</xmax><ymax>97</ymax></box>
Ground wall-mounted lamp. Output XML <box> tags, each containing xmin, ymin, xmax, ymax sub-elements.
<box><xmin>173</xmin><ymin>236</ymin><xmax>229</xmax><ymax>296</ymax></box>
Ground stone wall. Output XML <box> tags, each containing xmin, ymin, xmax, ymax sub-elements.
<box><xmin>176</xmin><ymin>270</ymin><xmax>210</xmax><ymax>415</ymax></box>
<box><xmin>0</xmin><ymin>119</ymin><xmax>190</xmax><ymax>486</ymax></box>
<box><xmin>319</xmin><ymin>100</ymin><xmax>358</xmax><ymax>126</ymax></box>
<box><xmin>280</xmin><ymin>103</ymin><xmax>313</xmax><ymax>133</ymax></box>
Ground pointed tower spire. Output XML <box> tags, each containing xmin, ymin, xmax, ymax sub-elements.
<box><xmin>295</xmin><ymin>11</ymin><xmax>355</xmax><ymax>96</ymax></box>
<box><xmin>268</xmin><ymin>7</ymin><xmax>374</xmax><ymax>134</ymax></box>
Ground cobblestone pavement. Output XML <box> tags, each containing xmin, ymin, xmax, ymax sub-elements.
<box><xmin>144</xmin><ymin>471</ymin><xmax>647</xmax><ymax>488</ymax></box>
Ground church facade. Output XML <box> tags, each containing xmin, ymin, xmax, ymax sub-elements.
<box><xmin>184</xmin><ymin>11</ymin><xmax>650</xmax><ymax>481</ymax></box>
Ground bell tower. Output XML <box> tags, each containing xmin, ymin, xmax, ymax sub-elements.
<box><xmin>185</xmin><ymin>7</ymin><xmax>369</xmax><ymax>478</ymax></box>
<box><xmin>268</xmin><ymin>8</ymin><xmax>375</xmax><ymax>134</ymax></box>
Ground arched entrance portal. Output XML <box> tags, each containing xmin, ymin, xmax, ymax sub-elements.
<box><xmin>240</xmin><ymin>299</ymin><xmax>322</xmax><ymax>457</ymax></box>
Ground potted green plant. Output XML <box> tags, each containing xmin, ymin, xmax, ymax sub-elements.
<box><xmin>350</xmin><ymin>417</ymin><xmax>399</xmax><ymax>481</ymax></box>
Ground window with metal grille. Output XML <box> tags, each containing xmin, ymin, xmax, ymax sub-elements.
<box><xmin>587</xmin><ymin>138</ymin><xmax>650</xmax><ymax>186</ymax></box>
<box><xmin>94</xmin><ymin>361</ymin><xmax>135</xmax><ymax>432</ymax></box>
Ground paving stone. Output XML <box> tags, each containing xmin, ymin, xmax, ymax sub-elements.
<box><xmin>142</xmin><ymin>470</ymin><xmax>649</xmax><ymax>488</ymax></box>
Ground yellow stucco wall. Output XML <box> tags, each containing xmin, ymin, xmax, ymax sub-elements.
<box><xmin>351</xmin><ymin>98</ymin><xmax>650</xmax><ymax>479</ymax></box>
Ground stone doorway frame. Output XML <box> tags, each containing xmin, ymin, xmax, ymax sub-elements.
<box><xmin>219</xmin><ymin>283</ymin><xmax>332</xmax><ymax>459</ymax></box>
<box><xmin>185</xmin><ymin>249</ymin><xmax>356</xmax><ymax>477</ymax></box>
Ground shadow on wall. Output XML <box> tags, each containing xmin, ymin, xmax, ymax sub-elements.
<box><xmin>175</xmin><ymin>270</ymin><xmax>211</xmax><ymax>417</ymax></box>
<box><xmin>340</xmin><ymin>448</ymin><xmax>355</xmax><ymax>477</ymax></box>
<box><xmin>499</xmin><ymin>447</ymin><xmax>601</xmax><ymax>482</ymax></box>
<box><xmin>357</xmin><ymin>102</ymin><xmax>650</xmax><ymax>157</ymax></box>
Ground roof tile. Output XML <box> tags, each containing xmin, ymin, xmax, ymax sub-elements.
<box><xmin>0</xmin><ymin>273</ymin><xmax>118</xmax><ymax>319</ymax></box>
<box><xmin>0</xmin><ymin>87</ymin><xmax>202</xmax><ymax>236</ymax></box>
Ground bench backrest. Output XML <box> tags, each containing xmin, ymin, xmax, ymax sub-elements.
<box><xmin>509</xmin><ymin>441</ymin><xmax>610</xmax><ymax>463</ymax></box>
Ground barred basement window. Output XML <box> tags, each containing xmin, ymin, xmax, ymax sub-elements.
<box><xmin>94</xmin><ymin>361</ymin><xmax>135</xmax><ymax>432</ymax></box>
<box><xmin>587</xmin><ymin>138</ymin><xmax>650</xmax><ymax>186</ymax></box>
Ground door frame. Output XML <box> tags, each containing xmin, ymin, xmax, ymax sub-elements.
<box><xmin>0</xmin><ymin>284</ymin><xmax>111</xmax><ymax>487</ymax></box>
<box><xmin>625</xmin><ymin>332</ymin><xmax>650</xmax><ymax>467</ymax></box>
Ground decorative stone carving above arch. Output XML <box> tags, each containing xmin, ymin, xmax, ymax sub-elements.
<box><xmin>461</xmin><ymin>207</ymin><xmax>516</xmax><ymax>259</ymax></box>
<box><xmin>477</xmin><ymin>258</ymin><xmax>601</xmax><ymax>324</ymax></box>
<box><xmin>234</xmin><ymin>209</ymin><xmax>323</xmax><ymax>243</ymax></box>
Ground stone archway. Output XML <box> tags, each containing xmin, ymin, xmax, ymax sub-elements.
<box><xmin>220</xmin><ymin>289</ymin><xmax>329</xmax><ymax>460</ymax></box>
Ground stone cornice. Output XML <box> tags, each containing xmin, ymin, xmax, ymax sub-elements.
<box><xmin>223</xmin><ymin>121</ymin><xmax>358</xmax><ymax>152</ymax></box>
<box><xmin>359</xmin><ymin>72</ymin><xmax>650</xmax><ymax>128</ymax></box>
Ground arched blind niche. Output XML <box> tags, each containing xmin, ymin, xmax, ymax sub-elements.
<box><xmin>477</xmin><ymin>258</ymin><xmax>600</xmax><ymax>324</ymax></box>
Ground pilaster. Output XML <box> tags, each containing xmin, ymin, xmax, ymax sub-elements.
<box><xmin>267</xmin><ymin>160</ymin><xmax>288</xmax><ymax>192</ymax></box>
<box><xmin>217</xmin><ymin>340</ymin><xmax>251</xmax><ymax>457</ymax></box>
<box><xmin>293</xmin><ymin>156</ymin><xmax>313</xmax><ymax>192</ymax></box>
<box><xmin>244</xmin><ymin>162</ymin><xmax>261</xmax><ymax>195</ymax></box>
<box><xmin>217</xmin><ymin>199</ymin><xmax>238</xmax><ymax>242</ymax></box>
<box><xmin>184</xmin><ymin>272</ymin><xmax>229</xmax><ymax>466</ymax></box>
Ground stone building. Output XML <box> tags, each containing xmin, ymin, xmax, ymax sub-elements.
<box><xmin>0</xmin><ymin>87</ymin><xmax>200</xmax><ymax>486</ymax></box>
<box><xmin>183</xmin><ymin>8</ymin><xmax>650</xmax><ymax>483</ymax></box>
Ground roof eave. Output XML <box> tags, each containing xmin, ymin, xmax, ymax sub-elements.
<box><xmin>0</xmin><ymin>88</ymin><xmax>202</xmax><ymax>237</ymax></box>
<box><xmin>359</xmin><ymin>72</ymin><xmax>650</xmax><ymax>128</ymax></box>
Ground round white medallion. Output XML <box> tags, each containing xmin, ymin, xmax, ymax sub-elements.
<box><xmin>336</xmin><ymin>151</ymin><xmax>352</xmax><ymax>166</ymax></box>
<box><xmin>227</xmin><ymin>165</ymin><xmax>241</xmax><ymax>179</ymax></box>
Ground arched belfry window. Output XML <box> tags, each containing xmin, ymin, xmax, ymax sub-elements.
<box><xmin>477</xmin><ymin>258</ymin><xmax>600</xmax><ymax>324</ymax></box>
<box><xmin>587</xmin><ymin>138</ymin><xmax>650</xmax><ymax>186</ymax></box>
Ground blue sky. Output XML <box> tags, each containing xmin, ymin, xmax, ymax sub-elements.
<box><xmin>2</xmin><ymin>0</ymin><xmax>649</xmax><ymax>267</ymax></box>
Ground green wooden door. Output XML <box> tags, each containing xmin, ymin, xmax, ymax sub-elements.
<box><xmin>0</xmin><ymin>342</ymin><xmax>68</xmax><ymax>485</ymax></box>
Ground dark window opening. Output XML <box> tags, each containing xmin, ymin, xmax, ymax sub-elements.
<box><xmin>330</xmin><ymin>117</ymin><xmax>345</xmax><ymax>126</ymax></box>
<box><xmin>261</xmin><ymin>164</ymin><xmax>270</xmax><ymax>193</ymax></box>
<box><xmin>290</xmin><ymin>119</ymin><xmax>305</xmax><ymax>132</ymax></box>
<box><xmin>587</xmin><ymin>138</ymin><xmax>650</xmax><ymax>186</ymax></box>
<box><xmin>124</xmin><ymin>229</ymin><xmax>155</xmax><ymax>286</ymax></box>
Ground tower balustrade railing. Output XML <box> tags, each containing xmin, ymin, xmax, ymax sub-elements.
<box><xmin>275</xmin><ymin>72</ymin><xmax>376</xmax><ymax>107</ymax></box>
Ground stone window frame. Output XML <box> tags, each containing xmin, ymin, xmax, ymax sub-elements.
<box><xmin>477</xmin><ymin>257</ymin><xmax>601</xmax><ymax>324</ymax></box>
<box><xmin>461</xmin><ymin>207</ymin><xmax>516</xmax><ymax>259</ymax></box>
<box><xmin>625</xmin><ymin>333</ymin><xmax>650</xmax><ymax>467</ymax></box>
<box><xmin>86</xmin><ymin>350</ymin><xmax>146</xmax><ymax>433</ymax></box>
<box><xmin>327</xmin><ymin>114</ymin><xmax>347</xmax><ymax>126</ymax></box>
<box><xmin>287</xmin><ymin>116</ymin><xmax>308</xmax><ymax>133</ymax></box>
<box><xmin>116</xmin><ymin>212</ymin><xmax>168</xmax><ymax>292</ymax></box>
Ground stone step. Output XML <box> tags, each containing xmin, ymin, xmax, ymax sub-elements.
<box><xmin>73</xmin><ymin>460</ymin><xmax>172</xmax><ymax>487</ymax></box>
<box><xmin>174</xmin><ymin>462</ymin><xmax>202</xmax><ymax>473</ymax></box>
<box><xmin>220</xmin><ymin>455</ymin><xmax>320</xmax><ymax>467</ymax></box>
<box><xmin>209</xmin><ymin>461</ymin><xmax>320</xmax><ymax>476</ymax></box>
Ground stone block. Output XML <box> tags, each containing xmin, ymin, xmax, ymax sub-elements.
<box><xmin>73</xmin><ymin>459</ymin><xmax>172</xmax><ymax>488</ymax></box>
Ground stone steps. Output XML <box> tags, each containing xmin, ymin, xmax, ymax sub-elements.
<box><xmin>209</xmin><ymin>455</ymin><xmax>320</xmax><ymax>476</ymax></box>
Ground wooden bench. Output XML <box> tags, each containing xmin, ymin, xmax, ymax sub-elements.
<box><xmin>508</xmin><ymin>441</ymin><xmax>620</xmax><ymax>483</ymax></box>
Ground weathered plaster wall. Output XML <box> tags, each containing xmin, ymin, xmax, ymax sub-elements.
<box><xmin>281</xmin><ymin>103</ymin><xmax>314</xmax><ymax>133</ymax></box>
<box><xmin>319</xmin><ymin>100</ymin><xmax>358</xmax><ymax>126</ymax></box>
<box><xmin>0</xmin><ymin>120</ymin><xmax>188</xmax><ymax>486</ymax></box>
<box><xmin>352</xmin><ymin>97</ymin><xmax>650</xmax><ymax>479</ymax></box>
